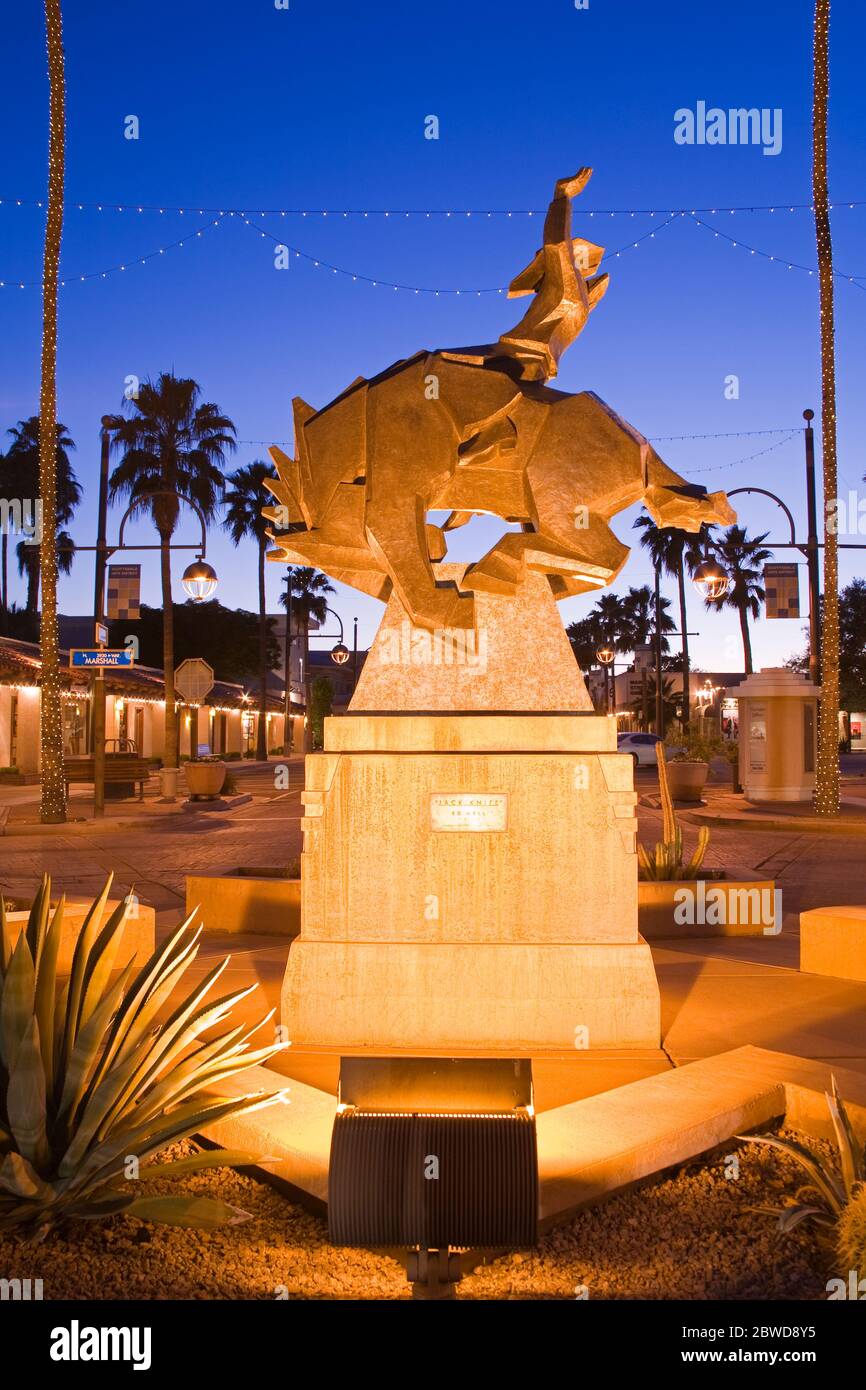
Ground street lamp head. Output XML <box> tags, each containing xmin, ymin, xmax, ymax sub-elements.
<box><xmin>692</xmin><ymin>558</ymin><xmax>729</xmax><ymax>601</ymax></box>
<box><xmin>596</xmin><ymin>645</ymin><xmax>615</xmax><ymax>666</ymax></box>
<box><xmin>331</xmin><ymin>642</ymin><xmax>350</xmax><ymax>665</ymax></box>
<box><xmin>182</xmin><ymin>557</ymin><xmax>218</xmax><ymax>602</ymax></box>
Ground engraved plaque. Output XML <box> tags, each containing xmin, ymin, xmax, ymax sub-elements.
<box><xmin>430</xmin><ymin>793</ymin><xmax>508</xmax><ymax>831</ymax></box>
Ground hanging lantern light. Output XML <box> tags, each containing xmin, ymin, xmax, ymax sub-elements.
<box><xmin>596</xmin><ymin>645</ymin><xmax>615</xmax><ymax>666</ymax></box>
<box><xmin>182</xmin><ymin>557</ymin><xmax>218</xmax><ymax>602</ymax></box>
<box><xmin>692</xmin><ymin>558</ymin><xmax>729</xmax><ymax>601</ymax></box>
<box><xmin>331</xmin><ymin>642</ymin><xmax>350</xmax><ymax>665</ymax></box>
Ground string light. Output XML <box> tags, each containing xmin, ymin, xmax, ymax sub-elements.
<box><xmin>2</xmin><ymin>194</ymin><xmax>864</xmax><ymax>217</ymax></box>
<box><xmin>812</xmin><ymin>0</ymin><xmax>841</xmax><ymax>818</ymax></box>
<box><xmin>688</xmin><ymin>431</ymin><xmax>800</xmax><ymax>474</ymax></box>
<box><xmin>0</xmin><ymin>214</ymin><xmax>226</xmax><ymax>288</ymax></box>
<box><xmin>37</xmin><ymin>0</ymin><xmax>66</xmax><ymax>824</ymax></box>
<box><xmin>688</xmin><ymin>212</ymin><xmax>866</xmax><ymax>289</ymax></box>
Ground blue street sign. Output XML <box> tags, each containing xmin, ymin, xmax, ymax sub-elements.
<box><xmin>69</xmin><ymin>648</ymin><xmax>135</xmax><ymax>669</ymax></box>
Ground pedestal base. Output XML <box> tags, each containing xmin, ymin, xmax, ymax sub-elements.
<box><xmin>283</xmin><ymin>938</ymin><xmax>660</xmax><ymax>1050</ymax></box>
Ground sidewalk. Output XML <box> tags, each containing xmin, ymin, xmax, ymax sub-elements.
<box><xmin>682</xmin><ymin>785</ymin><xmax>866</xmax><ymax>836</ymax></box>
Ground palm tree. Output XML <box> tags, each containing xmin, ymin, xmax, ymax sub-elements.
<box><xmin>633</xmin><ymin>513</ymin><xmax>694</xmax><ymax>726</ymax></box>
<box><xmin>279</xmin><ymin>567</ymin><xmax>335</xmax><ymax>749</ymax></box>
<box><xmin>627</xmin><ymin>674</ymin><xmax>679</xmax><ymax>727</ymax></box>
<box><xmin>566</xmin><ymin>613</ymin><xmax>604</xmax><ymax>670</ymax></box>
<box><xmin>38</xmin><ymin>0</ymin><xmax>67</xmax><ymax>823</ymax></box>
<box><xmin>702</xmin><ymin>525</ymin><xmax>772</xmax><ymax>675</ymax></box>
<box><xmin>813</xmin><ymin>0</ymin><xmax>840</xmax><ymax>816</ymax></box>
<box><xmin>223</xmin><ymin>460</ymin><xmax>275</xmax><ymax>760</ymax></box>
<box><xmin>105</xmin><ymin>373</ymin><xmax>236</xmax><ymax>773</ymax></box>
<box><xmin>6</xmin><ymin>418</ymin><xmax>80</xmax><ymax>611</ymax></box>
<box><xmin>621</xmin><ymin>584</ymin><xmax>674</xmax><ymax>650</ymax></box>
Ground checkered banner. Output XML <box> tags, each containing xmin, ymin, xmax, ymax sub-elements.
<box><xmin>106</xmin><ymin>563</ymin><xmax>141</xmax><ymax>620</ymax></box>
<box><xmin>763</xmin><ymin>562</ymin><xmax>800</xmax><ymax>619</ymax></box>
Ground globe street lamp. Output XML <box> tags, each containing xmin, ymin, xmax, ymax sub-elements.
<box><xmin>692</xmin><ymin>557</ymin><xmax>729</xmax><ymax>601</ymax></box>
<box><xmin>182</xmin><ymin>557</ymin><xmax>219</xmax><ymax>602</ymax></box>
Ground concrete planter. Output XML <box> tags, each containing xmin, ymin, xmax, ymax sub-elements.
<box><xmin>666</xmin><ymin>760</ymin><xmax>709</xmax><ymax>802</ymax></box>
<box><xmin>639</xmin><ymin>872</ymin><xmax>778</xmax><ymax>939</ymax></box>
<box><xmin>5</xmin><ymin>898</ymin><xmax>155</xmax><ymax>974</ymax></box>
<box><xmin>184</xmin><ymin>759</ymin><xmax>226</xmax><ymax>799</ymax></box>
<box><xmin>186</xmin><ymin>869</ymin><xmax>301</xmax><ymax>936</ymax></box>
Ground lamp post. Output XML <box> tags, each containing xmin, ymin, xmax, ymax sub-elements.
<box><xmin>595</xmin><ymin>644</ymin><xmax>616</xmax><ymax>715</ymax></box>
<box><xmin>65</xmin><ymin>444</ymin><xmax>218</xmax><ymax>813</ymax></box>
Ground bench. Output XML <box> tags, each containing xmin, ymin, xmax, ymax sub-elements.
<box><xmin>800</xmin><ymin>906</ymin><xmax>866</xmax><ymax>983</ymax></box>
<box><xmin>63</xmin><ymin>755</ymin><xmax>152</xmax><ymax>800</ymax></box>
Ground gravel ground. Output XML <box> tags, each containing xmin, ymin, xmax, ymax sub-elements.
<box><xmin>0</xmin><ymin>1133</ymin><xmax>839</xmax><ymax>1301</ymax></box>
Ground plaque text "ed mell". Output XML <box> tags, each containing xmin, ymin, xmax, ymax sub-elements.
<box><xmin>430</xmin><ymin>793</ymin><xmax>508</xmax><ymax>832</ymax></box>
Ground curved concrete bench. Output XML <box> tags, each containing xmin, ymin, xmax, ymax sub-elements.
<box><xmin>800</xmin><ymin>906</ymin><xmax>866</xmax><ymax>983</ymax></box>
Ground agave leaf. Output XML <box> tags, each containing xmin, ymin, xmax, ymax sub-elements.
<box><xmin>0</xmin><ymin>933</ymin><xmax>37</xmax><ymax>1073</ymax></box>
<box><xmin>25</xmin><ymin>876</ymin><xmax>51</xmax><ymax>974</ymax></box>
<box><xmin>34</xmin><ymin>895</ymin><xmax>65</xmax><ymax>1098</ymax></box>
<box><xmin>59</xmin><ymin>875</ymin><xmax>114</xmax><ymax>1071</ymax></box>
<box><xmin>140</xmin><ymin>1148</ymin><xmax>264</xmax><ymax>1179</ymax></box>
<box><xmin>736</xmin><ymin>1133</ymin><xmax>845</xmax><ymax>1214</ymax></box>
<box><xmin>56</xmin><ymin>1044</ymin><xmax>161</xmax><ymax>1175</ymax></box>
<box><xmin>777</xmin><ymin>1204</ymin><xmax>832</xmax><ymax>1234</ymax></box>
<box><xmin>122</xmin><ymin>1195</ymin><xmax>252</xmax><ymax>1229</ymax></box>
<box><xmin>6</xmin><ymin>1016</ymin><xmax>50</xmax><ymax>1172</ymax></box>
<box><xmin>63</xmin><ymin>1191</ymin><xmax>136</xmax><ymax>1219</ymax></box>
<box><xmin>56</xmin><ymin>961</ymin><xmax>136</xmax><ymax>1129</ymax></box>
<box><xmin>77</xmin><ymin>895</ymin><xmax>135</xmax><ymax>1033</ymax></box>
<box><xmin>127</xmin><ymin>1034</ymin><xmax>285</xmax><ymax>1127</ymax></box>
<box><xmin>63</xmin><ymin>1090</ymin><xmax>289</xmax><ymax>1190</ymax></box>
<box><xmin>827</xmin><ymin>1076</ymin><xmax>865</xmax><ymax>1194</ymax></box>
<box><xmin>0</xmin><ymin>1150</ymin><xmax>54</xmax><ymax>1200</ymax></box>
<box><xmin>0</xmin><ymin>894</ymin><xmax>13</xmax><ymax>977</ymax></box>
<box><xmin>94</xmin><ymin>918</ymin><xmax>203</xmax><ymax>1081</ymax></box>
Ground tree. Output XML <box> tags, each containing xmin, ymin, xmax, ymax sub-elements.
<box><xmin>223</xmin><ymin>461</ymin><xmax>276</xmax><ymax>760</ymax></box>
<box><xmin>621</xmin><ymin>584</ymin><xmax>674</xmax><ymax>650</ymax></box>
<box><xmin>566</xmin><ymin>613</ymin><xmax>604</xmax><ymax>670</ymax></box>
<box><xmin>701</xmin><ymin>525</ymin><xmax>772</xmax><ymax>675</ymax></box>
<box><xmin>109</xmin><ymin>602</ymin><xmax>280</xmax><ymax>685</ymax></box>
<box><xmin>813</xmin><ymin>0</ymin><xmax>840</xmax><ymax>816</ymax></box>
<box><xmin>633</xmin><ymin>513</ymin><xmax>694</xmax><ymax>726</ymax></box>
<box><xmin>279</xmin><ymin>567</ymin><xmax>334</xmax><ymax>748</ymax></box>
<box><xmin>37</xmin><ymin>0</ymin><xmax>67</xmax><ymax>823</ymax></box>
<box><xmin>6</xmin><ymin>417</ymin><xmax>80</xmax><ymax>611</ymax></box>
<box><xmin>789</xmin><ymin>580</ymin><xmax>866</xmax><ymax>716</ymax></box>
<box><xmin>627</xmin><ymin>674</ymin><xmax>680</xmax><ymax>727</ymax></box>
<box><xmin>105</xmin><ymin>374</ymin><xmax>236</xmax><ymax>774</ymax></box>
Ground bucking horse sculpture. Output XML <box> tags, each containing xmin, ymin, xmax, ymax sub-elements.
<box><xmin>263</xmin><ymin>169</ymin><xmax>735</xmax><ymax>631</ymax></box>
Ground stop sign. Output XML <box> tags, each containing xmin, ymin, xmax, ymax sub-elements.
<box><xmin>174</xmin><ymin>658</ymin><xmax>215</xmax><ymax>703</ymax></box>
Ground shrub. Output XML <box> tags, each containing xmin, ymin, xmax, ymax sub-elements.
<box><xmin>0</xmin><ymin>875</ymin><xmax>288</xmax><ymax>1239</ymax></box>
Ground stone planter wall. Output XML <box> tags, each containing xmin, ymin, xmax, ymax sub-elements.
<box><xmin>5</xmin><ymin>898</ymin><xmax>155</xmax><ymax>974</ymax></box>
<box><xmin>639</xmin><ymin>873</ymin><xmax>778</xmax><ymax>939</ymax></box>
<box><xmin>186</xmin><ymin>870</ymin><xmax>301</xmax><ymax>936</ymax></box>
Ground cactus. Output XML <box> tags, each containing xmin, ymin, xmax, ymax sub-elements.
<box><xmin>637</xmin><ymin>745</ymin><xmax>711</xmax><ymax>881</ymax></box>
<box><xmin>838</xmin><ymin>1185</ymin><xmax>866</xmax><ymax>1273</ymax></box>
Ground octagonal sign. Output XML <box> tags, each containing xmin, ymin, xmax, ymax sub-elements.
<box><xmin>174</xmin><ymin>657</ymin><xmax>215</xmax><ymax>704</ymax></box>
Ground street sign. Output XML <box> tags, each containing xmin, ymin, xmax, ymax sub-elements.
<box><xmin>70</xmin><ymin>648</ymin><xmax>135</xmax><ymax>669</ymax></box>
<box><xmin>175</xmin><ymin>657</ymin><xmax>215</xmax><ymax>703</ymax></box>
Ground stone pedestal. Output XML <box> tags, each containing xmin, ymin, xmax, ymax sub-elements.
<box><xmin>282</xmin><ymin>711</ymin><xmax>659</xmax><ymax>1050</ymax></box>
<box><xmin>728</xmin><ymin>668</ymin><xmax>821</xmax><ymax>804</ymax></box>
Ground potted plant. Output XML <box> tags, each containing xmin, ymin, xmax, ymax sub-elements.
<box><xmin>664</xmin><ymin>730</ymin><xmax>717</xmax><ymax>802</ymax></box>
<box><xmin>184</xmin><ymin>753</ymin><xmax>227</xmax><ymax>800</ymax></box>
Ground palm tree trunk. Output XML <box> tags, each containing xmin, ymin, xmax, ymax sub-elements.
<box><xmin>813</xmin><ymin>0</ymin><xmax>840</xmax><ymax>816</ymax></box>
<box><xmin>256</xmin><ymin>538</ymin><xmax>268</xmax><ymax>760</ymax></box>
<box><xmin>26</xmin><ymin>553</ymin><xmax>40</xmax><ymax>612</ymax></box>
<box><xmin>160</xmin><ymin>533</ymin><xmax>178</xmax><ymax>769</ymax></box>
<box><xmin>677</xmin><ymin>557</ymin><xmax>691</xmax><ymax>729</ymax></box>
<box><xmin>38</xmin><ymin>0</ymin><xmax>66</xmax><ymax>824</ymax></box>
<box><xmin>1</xmin><ymin>532</ymin><xmax>7</xmax><ymax>616</ymax></box>
<box><xmin>738</xmin><ymin>600</ymin><xmax>753</xmax><ymax>675</ymax></box>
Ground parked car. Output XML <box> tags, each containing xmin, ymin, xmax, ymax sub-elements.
<box><xmin>616</xmin><ymin>732</ymin><xmax>685</xmax><ymax>766</ymax></box>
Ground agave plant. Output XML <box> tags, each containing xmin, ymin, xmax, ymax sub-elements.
<box><xmin>637</xmin><ymin>744</ymin><xmax>711</xmax><ymax>881</ymax></box>
<box><xmin>0</xmin><ymin>875</ymin><xmax>288</xmax><ymax>1240</ymax></box>
<box><xmin>737</xmin><ymin>1077</ymin><xmax>865</xmax><ymax>1247</ymax></box>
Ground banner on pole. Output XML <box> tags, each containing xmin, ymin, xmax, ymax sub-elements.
<box><xmin>107</xmin><ymin>563</ymin><xmax>141</xmax><ymax>620</ymax></box>
<box><xmin>764</xmin><ymin>563</ymin><xmax>800</xmax><ymax>619</ymax></box>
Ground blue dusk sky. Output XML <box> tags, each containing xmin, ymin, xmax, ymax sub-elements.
<box><xmin>1</xmin><ymin>0</ymin><xmax>864</xmax><ymax>672</ymax></box>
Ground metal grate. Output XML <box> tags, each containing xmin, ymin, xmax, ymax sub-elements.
<box><xmin>328</xmin><ymin>1109</ymin><xmax>537</xmax><ymax>1249</ymax></box>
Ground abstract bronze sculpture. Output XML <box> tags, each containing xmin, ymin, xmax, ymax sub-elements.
<box><xmin>264</xmin><ymin>168</ymin><xmax>734</xmax><ymax>632</ymax></box>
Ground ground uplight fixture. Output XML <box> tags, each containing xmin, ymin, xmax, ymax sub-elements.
<box><xmin>596</xmin><ymin>645</ymin><xmax>615</xmax><ymax>665</ymax></box>
<box><xmin>330</xmin><ymin>642</ymin><xmax>350</xmax><ymax>665</ymax></box>
<box><xmin>328</xmin><ymin>1056</ymin><xmax>538</xmax><ymax>1299</ymax></box>
<box><xmin>692</xmin><ymin>557</ymin><xmax>729</xmax><ymax>601</ymax></box>
<box><xmin>181</xmin><ymin>557</ymin><xmax>218</xmax><ymax>602</ymax></box>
